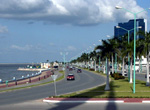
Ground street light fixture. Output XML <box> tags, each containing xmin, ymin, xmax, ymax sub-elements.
<box><xmin>115</xmin><ymin>6</ymin><xmax>122</xmax><ymax>9</ymax></box>
<box><xmin>116</xmin><ymin>6</ymin><xmax>149</xmax><ymax>93</ymax></box>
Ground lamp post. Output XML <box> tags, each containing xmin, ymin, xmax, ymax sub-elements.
<box><xmin>98</xmin><ymin>40</ymin><xmax>102</xmax><ymax>72</ymax></box>
<box><xmin>116</xmin><ymin>26</ymin><xmax>142</xmax><ymax>81</ymax></box>
<box><xmin>116</xmin><ymin>6</ymin><xmax>149</xmax><ymax>93</ymax></box>
<box><xmin>60</xmin><ymin>52</ymin><xmax>68</xmax><ymax>71</ymax></box>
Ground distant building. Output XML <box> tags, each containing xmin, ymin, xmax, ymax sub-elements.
<box><xmin>41</xmin><ymin>63</ymin><xmax>51</xmax><ymax>69</ymax></box>
<box><xmin>114</xmin><ymin>19</ymin><xmax>147</xmax><ymax>39</ymax></box>
<box><xmin>53</xmin><ymin>62</ymin><xmax>59</xmax><ymax>67</ymax></box>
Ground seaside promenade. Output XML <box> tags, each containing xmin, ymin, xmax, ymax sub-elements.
<box><xmin>0</xmin><ymin>69</ymin><xmax>55</xmax><ymax>89</ymax></box>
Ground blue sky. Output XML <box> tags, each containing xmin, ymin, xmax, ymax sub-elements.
<box><xmin>0</xmin><ymin>0</ymin><xmax>150</xmax><ymax>63</ymax></box>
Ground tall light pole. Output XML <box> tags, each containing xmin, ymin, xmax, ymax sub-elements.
<box><xmin>115</xmin><ymin>6</ymin><xmax>149</xmax><ymax>93</ymax></box>
<box><xmin>98</xmin><ymin>40</ymin><xmax>102</xmax><ymax>72</ymax></box>
<box><xmin>60</xmin><ymin>52</ymin><xmax>68</xmax><ymax>71</ymax></box>
<box><xmin>116</xmin><ymin>26</ymin><xmax>142</xmax><ymax>81</ymax></box>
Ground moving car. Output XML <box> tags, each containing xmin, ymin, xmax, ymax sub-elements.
<box><xmin>77</xmin><ymin>69</ymin><xmax>82</xmax><ymax>73</ymax></box>
<box><xmin>72</xmin><ymin>67</ymin><xmax>76</xmax><ymax>70</ymax></box>
<box><xmin>69</xmin><ymin>67</ymin><xmax>73</xmax><ymax>71</ymax></box>
<box><xmin>67</xmin><ymin>74</ymin><xmax>75</xmax><ymax>80</ymax></box>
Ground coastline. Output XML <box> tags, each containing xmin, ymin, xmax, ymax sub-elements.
<box><xmin>0</xmin><ymin>69</ymin><xmax>53</xmax><ymax>89</ymax></box>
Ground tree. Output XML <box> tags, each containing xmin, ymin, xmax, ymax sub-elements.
<box><xmin>138</xmin><ymin>31</ymin><xmax>150</xmax><ymax>86</ymax></box>
<box><xmin>116</xmin><ymin>36</ymin><xmax>128</xmax><ymax>76</ymax></box>
<box><xmin>126</xmin><ymin>40</ymin><xmax>134</xmax><ymax>83</ymax></box>
<box><xmin>107</xmin><ymin>38</ymin><xmax>118</xmax><ymax>74</ymax></box>
<box><xmin>95</xmin><ymin>39</ymin><xmax>112</xmax><ymax>91</ymax></box>
<box><xmin>136</xmin><ymin>38</ymin><xmax>145</xmax><ymax>73</ymax></box>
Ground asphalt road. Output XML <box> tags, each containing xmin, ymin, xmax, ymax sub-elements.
<box><xmin>0</xmin><ymin>68</ymin><xmax>106</xmax><ymax>105</ymax></box>
<box><xmin>0</xmin><ymin>100</ymin><xmax>150</xmax><ymax>110</ymax></box>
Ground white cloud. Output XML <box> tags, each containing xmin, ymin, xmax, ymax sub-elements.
<box><xmin>0</xmin><ymin>0</ymin><xmax>147</xmax><ymax>26</ymax></box>
<box><xmin>65</xmin><ymin>46</ymin><xmax>77</xmax><ymax>51</ymax></box>
<box><xmin>0</xmin><ymin>25</ymin><xmax>8</xmax><ymax>33</ymax></box>
<box><xmin>11</xmin><ymin>44</ymin><xmax>33</xmax><ymax>51</ymax></box>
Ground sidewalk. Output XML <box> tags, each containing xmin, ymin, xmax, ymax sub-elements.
<box><xmin>43</xmin><ymin>97</ymin><xmax>150</xmax><ymax>103</ymax></box>
<box><xmin>0</xmin><ymin>69</ymin><xmax>63</xmax><ymax>91</ymax></box>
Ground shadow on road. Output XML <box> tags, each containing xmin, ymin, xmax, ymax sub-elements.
<box><xmin>47</xmin><ymin>79</ymin><xmax>118</xmax><ymax>110</ymax></box>
<box><xmin>105</xmin><ymin>81</ymin><xmax>117</xmax><ymax>110</ymax></box>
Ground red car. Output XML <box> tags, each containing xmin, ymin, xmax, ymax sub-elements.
<box><xmin>67</xmin><ymin>74</ymin><xmax>75</xmax><ymax>80</ymax></box>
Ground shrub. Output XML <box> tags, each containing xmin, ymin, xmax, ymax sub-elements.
<box><xmin>112</xmin><ymin>73</ymin><xmax>125</xmax><ymax>80</ymax></box>
<box><xmin>89</xmin><ymin>68</ymin><xmax>95</xmax><ymax>71</ymax></box>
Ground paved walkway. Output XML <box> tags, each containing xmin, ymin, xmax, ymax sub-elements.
<box><xmin>0</xmin><ymin>68</ymin><xmax>63</xmax><ymax>91</ymax></box>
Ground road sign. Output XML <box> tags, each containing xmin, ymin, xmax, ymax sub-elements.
<box><xmin>51</xmin><ymin>75</ymin><xmax>58</xmax><ymax>81</ymax></box>
<box><xmin>62</xmin><ymin>67</ymin><xmax>65</xmax><ymax>71</ymax></box>
<box><xmin>51</xmin><ymin>75</ymin><xmax>58</xmax><ymax>96</ymax></box>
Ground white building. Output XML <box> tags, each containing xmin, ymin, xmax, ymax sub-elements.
<box><xmin>41</xmin><ymin>63</ymin><xmax>51</xmax><ymax>69</ymax></box>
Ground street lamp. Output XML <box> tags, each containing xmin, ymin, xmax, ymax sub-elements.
<box><xmin>98</xmin><ymin>40</ymin><xmax>102</xmax><ymax>72</ymax></box>
<box><xmin>60</xmin><ymin>52</ymin><xmax>68</xmax><ymax>71</ymax></box>
<box><xmin>116</xmin><ymin>6</ymin><xmax>149</xmax><ymax>93</ymax></box>
<box><xmin>116</xmin><ymin>26</ymin><xmax>142</xmax><ymax>81</ymax></box>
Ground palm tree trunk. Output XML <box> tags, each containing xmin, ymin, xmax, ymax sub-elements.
<box><xmin>130</xmin><ymin>58</ymin><xmax>133</xmax><ymax>83</ymax></box>
<box><xmin>105</xmin><ymin>57</ymin><xmax>110</xmax><ymax>91</ymax></box>
<box><xmin>146</xmin><ymin>53</ymin><xmax>149</xmax><ymax>86</ymax></box>
<box><xmin>122</xmin><ymin>57</ymin><xmax>125</xmax><ymax>76</ymax></box>
<box><xmin>94</xmin><ymin>59</ymin><xmax>96</xmax><ymax>71</ymax></box>
<box><xmin>112</xmin><ymin>54</ymin><xmax>114</xmax><ymax>73</ymax></box>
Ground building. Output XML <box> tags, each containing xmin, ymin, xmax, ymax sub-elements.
<box><xmin>41</xmin><ymin>63</ymin><xmax>51</xmax><ymax>69</ymax></box>
<box><xmin>114</xmin><ymin>19</ymin><xmax>147</xmax><ymax>39</ymax></box>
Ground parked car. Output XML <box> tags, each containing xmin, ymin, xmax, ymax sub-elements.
<box><xmin>67</xmin><ymin>74</ymin><xmax>75</xmax><ymax>80</ymax></box>
<box><xmin>77</xmin><ymin>69</ymin><xmax>82</xmax><ymax>73</ymax></box>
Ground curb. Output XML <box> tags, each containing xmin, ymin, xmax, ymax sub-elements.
<box><xmin>43</xmin><ymin>98</ymin><xmax>150</xmax><ymax>103</ymax></box>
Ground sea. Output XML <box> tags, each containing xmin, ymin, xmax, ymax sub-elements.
<box><xmin>0</xmin><ymin>64</ymin><xmax>38</xmax><ymax>82</ymax></box>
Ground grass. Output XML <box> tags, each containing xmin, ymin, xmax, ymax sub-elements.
<box><xmin>56</xmin><ymin>68</ymin><xmax>150</xmax><ymax>98</ymax></box>
<box><xmin>0</xmin><ymin>70</ymin><xmax>65</xmax><ymax>93</ymax></box>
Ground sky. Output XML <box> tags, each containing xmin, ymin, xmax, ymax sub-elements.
<box><xmin>0</xmin><ymin>0</ymin><xmax>150</xmax><ymax>63</ymax></box>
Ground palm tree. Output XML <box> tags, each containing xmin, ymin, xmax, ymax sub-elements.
<box><xmin>107</xmin><ymin>38</ymin><xmax>118</xmax><ymax>74</ymax></box>
<box><xmin>138</xmin><ymin>31</ymin><xmax>150</xmax><ymax>86</ymax></box>
<box><xmin>89</xmin><ymin>51</ymin><xmax>97</xmax><ymax>69</ymax></box>
<box><xmin>126</xmin><ymin>40</ymin><xmax>134</xmax><ymax>83</ymax></box>
<box><xmin>136</xmin><ymin>38</ymin><xmax>145</xmax><ymax>73</ymax></box>
<box><xmin>116</xmin><ymin>36</ymin><xmax>128</xmax><ymax>76</ymax></box>
<box><xmin>95</xmin><ymin>39</ymin><xmax>112</xmax><ymax>91</ymax></box>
